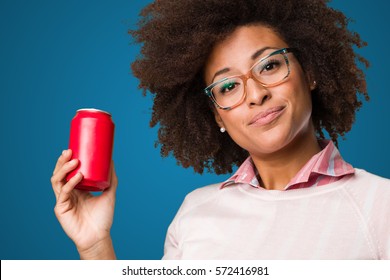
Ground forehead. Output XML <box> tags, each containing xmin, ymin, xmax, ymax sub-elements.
<box><xmin>204</xmin><ymin>24</ymin><xmax>288</xmax><ymax>81</ymax></box>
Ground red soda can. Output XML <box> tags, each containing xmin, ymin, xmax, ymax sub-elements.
<box><xmin>66</xmin><ymin>108</ymin><xmax>115</xmax><ymax>191</ymax></box>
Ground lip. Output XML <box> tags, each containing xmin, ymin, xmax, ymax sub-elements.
<box><xmin>249</xmin><ymin>106</ymin><xmax>286</xmax><ymax>126</ymax></box>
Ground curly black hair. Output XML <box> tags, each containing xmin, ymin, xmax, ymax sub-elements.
<box><xmin>130</xmin><ymin>0</ymin><xmax>369</xmax><ymax>175</ymax></box>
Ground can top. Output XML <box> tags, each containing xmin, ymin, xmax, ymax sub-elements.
<box><xmin>77</xmin><ymin>108</ymin><xmax>111</xmax><ymax>116</ymax></box>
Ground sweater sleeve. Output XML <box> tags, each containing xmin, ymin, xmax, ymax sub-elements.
<box><xmin>370</xmin><ymin>181</ymin><xmax>390</xmax><ymax>260</ymax></box>
<box><xmin>345</xmin><ymin>170</ymin><xmax>390</xmax><ymax>259</ymax></box>
<box><xmin>161</xmin><ymin>183</ymin><xmax>222</xmax><ymax>259</ymax></box>
<box><xmin>161</xmin><ymin>200</ymin><xmax>185</xmax><ymax>260</ymax></box>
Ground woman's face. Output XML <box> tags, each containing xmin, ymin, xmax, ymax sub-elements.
<box><xmin>204</xmin><ymin>24</ymin><xmax>315</xmax><ymax>157</ymax></box>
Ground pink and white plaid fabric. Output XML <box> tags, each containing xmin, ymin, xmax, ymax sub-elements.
<box><xmin>221</xmin><ymin>140</ymin><xmax>355</xmax><ymax>190</ymax></box>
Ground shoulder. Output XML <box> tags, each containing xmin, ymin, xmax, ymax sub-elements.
<box><xmin>347</xmin><ymin>168</ymin><xmax>390</xmax><ymax>189</ymax></box>
<box><xmin>173</xmin><ymin>182</ymin><xmax>223</xmax><ymax>218</ymax></box>
<box><xmin>343</xmin><ymin>169</ymin><xmax>390</xmax><ymax>259</ymax></box>
<box><xmin>183</xmin><ymin>182</ymin><xmax>223</xmax><ymax>205</ymax></box>
<box><xmin>342</xmin><ymin>168</ymin><xmax>390</xmax><ymax>210</ymax></box>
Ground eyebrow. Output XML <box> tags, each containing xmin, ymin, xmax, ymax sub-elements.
<box><xmin>211</xmin><ymin>46</ymin><xmax>274</xmax><ymax>82</ymax></box>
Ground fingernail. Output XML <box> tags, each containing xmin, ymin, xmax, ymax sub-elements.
<box><xmin>62</xmin><ymin>150</ymin><xmax>66</xmax><ymax>156</ymax></box>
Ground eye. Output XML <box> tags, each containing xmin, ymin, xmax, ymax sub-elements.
<box><xmin>260</xmin><ymin>59</ymin><xmax>281</xmax><ymax>73</ymax></box>
<box><xmin>221</xmin><ymin>81</ymin><xmax>237</xmax><ymax>92</ymax></box>
<box><xmin>216</xmin><ymin>80</ymin><xmax>241</xmax><ymax>95</ymax></box>
<box><xmin>252</xmin><ymin>55</ymin><xmax>285</xmax><ymax>77</ymax></box>
<box><xmin>263</xmin><ymin>60</ymin><xmax>280</xmax><ymax>71</ymax></box>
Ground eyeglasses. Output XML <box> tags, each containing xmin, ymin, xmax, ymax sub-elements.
<box><xmin>204</xmin><ymin>48</ymin><xmax>295</xmax><ymax>110</ymax></box>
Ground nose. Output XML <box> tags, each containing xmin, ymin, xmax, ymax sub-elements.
<box><xmin>244</xmin><ymin>78</ymin><xmax>271</xmax><ymax>107</ymax></box>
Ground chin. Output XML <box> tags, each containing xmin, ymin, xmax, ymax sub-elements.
<box><xmin>251</xmin><ymin>130</ymin><xmax>293</xmax><ymax>155</ymax></box>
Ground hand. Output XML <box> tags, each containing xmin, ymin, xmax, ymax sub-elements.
<box><xmin>51</xmin><ymin>149</ymin><xmax>118</xmax><ymax>259</ymax></box>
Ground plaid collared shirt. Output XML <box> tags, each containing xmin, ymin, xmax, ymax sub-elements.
<box><xmin>220</xmin><ymin>140</ymin><xmax>355</xmax><ymax>190</ymax></box>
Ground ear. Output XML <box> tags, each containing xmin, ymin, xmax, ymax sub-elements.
<box><xmin>306</xmin><ymin>71</ymin><xmax>317</xmax><ymax>91</ymax></box>
<box><xmin>213</xmin><ymin>109</ymin><xmax>225</xmax><ymax>129</ymax></box>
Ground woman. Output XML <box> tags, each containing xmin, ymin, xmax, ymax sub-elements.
<box><xmin>51</xmin><ymin>0</ymin><xmax>390</xmax><ymax>259</ymax></box>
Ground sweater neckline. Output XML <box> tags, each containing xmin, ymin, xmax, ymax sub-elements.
<box><xmin>235</xmin><ymin>169</ymin><xmax>360</xmax><ymax>201</ymax></box>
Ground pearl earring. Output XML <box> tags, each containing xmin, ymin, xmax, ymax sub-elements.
<box><xmin>220</xmin><ymin>127</ymin><xmax>226</xmax><ymax>133</ymax></box>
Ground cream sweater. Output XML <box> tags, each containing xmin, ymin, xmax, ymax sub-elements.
<box><xmin>163</xmin><ymin>169</ymin><xmax>390</xmax><ymax>259</ymax></box>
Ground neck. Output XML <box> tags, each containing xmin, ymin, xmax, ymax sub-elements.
<box><xmin>250</xmin><ymin>126</ymin><xmax>321</xmax><ymax>190</ymax></box>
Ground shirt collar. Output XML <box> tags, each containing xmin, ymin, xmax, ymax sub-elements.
<box><xmin>220</xmin><ymin>139</ymin><xmax>354</xmax><ymax>190</ymax></box>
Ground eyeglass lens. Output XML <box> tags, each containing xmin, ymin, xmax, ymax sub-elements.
<box><xmin>211</xmin><ymin>52</ymin><xmax>289</xmax><ymax>108</ymax></box>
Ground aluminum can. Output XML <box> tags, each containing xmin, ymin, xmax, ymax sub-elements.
<box><xmin>66</xmin><ymin>108</ymin><xmax>115</xmax><ymax>191</ymax></box>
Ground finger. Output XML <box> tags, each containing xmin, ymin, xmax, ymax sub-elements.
<box><xmin>110</xmin><ymin>161</ymin><xmax>118</xmax><ymax>190</ymax></box>
<box><xmin>51</xmin><ymin>158</ymin><xmax>79</xmax><ymax>196</ymax></box>
<box><xmin>57</xmin><ymin>172</ymin><xmax>84</xmax><ymax>205</ymax></box>
<box><xmin>53</xmin><ymin>149</ymin><xmax>72</xmax><ymax>175</ymax></box>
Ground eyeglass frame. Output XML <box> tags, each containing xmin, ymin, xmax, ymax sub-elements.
<box><xmin>204</xmin><ymin>47</ymin><xmax>296</xmax><ymax>110</ymax></box>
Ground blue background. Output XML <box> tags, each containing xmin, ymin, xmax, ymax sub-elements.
<box><xmin>1</xmin><ymin>0</ymin><xmax>389</xmax><ymax>260</ymax></box>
